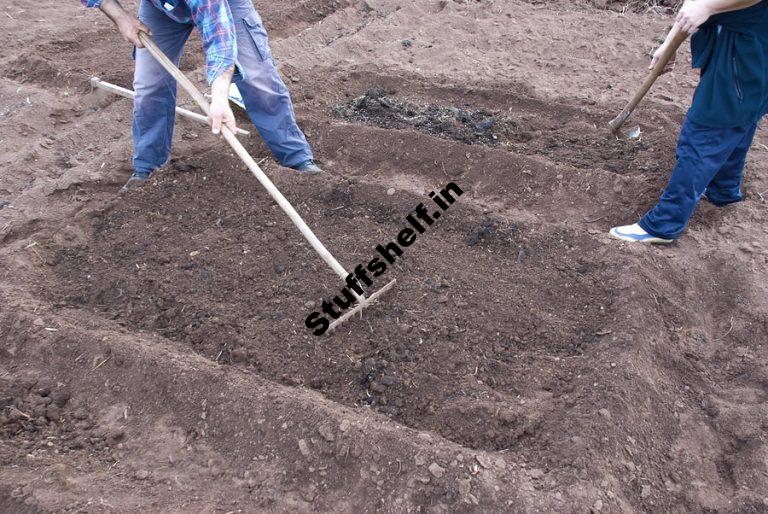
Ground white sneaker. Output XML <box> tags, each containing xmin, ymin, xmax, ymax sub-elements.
<box><xmin>609</xmin><ymin>223</ymin><xmax>673</xmax><ymax>244</ymax></box>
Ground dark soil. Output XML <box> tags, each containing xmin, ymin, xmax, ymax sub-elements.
<box><xmin>2</xmin><ymin>0</ymin><xmax>768</xmax><ymax>512</ymax></box>
<box><xmin>333</xmin><ymin>86</ymin><xmax>535</xmax><ymax>146</ymax></box>
<box><xmin>332</xmin><ymin>85</ymin><xmax>675</xmax><ymax>176</ymax></box>
<box><xmin>47</xmin><ymin>152</ymin><xmax>617</xmax><ymax>454</ymax></box>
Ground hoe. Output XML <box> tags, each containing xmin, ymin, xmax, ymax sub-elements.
<box><xmin>609</xmin><ymin>26</ymin><xmax>689</xmax><ymax>138</ymax></box>
<box><xmin>96</xmin><ymin>31</ymin><xmax>396</xmax><ymax>334</ymax></box>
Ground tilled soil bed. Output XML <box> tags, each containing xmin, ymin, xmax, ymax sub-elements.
<box><xmin>2</xmin><ymin>0</ymin><xmax>768</xmax><ymax>512</ymax></box>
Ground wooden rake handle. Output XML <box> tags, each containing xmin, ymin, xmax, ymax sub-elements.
<box><xmin>608</xmin><ymin>27</ymin><xmax>689</xmax><ymax>135</ymax></box>
<box><xmin>136</xmin><ymin>32</ymin><xmax>352</xmax><ymax>282</ymax></box>
<box><xmin>90</xmin><ymin>77</ymin><xmax>251</xmax><ymax>136</ymax></box>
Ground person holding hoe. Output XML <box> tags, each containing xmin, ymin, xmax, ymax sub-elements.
<box><xmin>82</xmin><ymin>0</ymin><xmax>321</xmax><ymax>193</ymax></box>
<box><xmin>610</xmin><ymin>0</ymin><xmax>768</xmax><ymax>244</ymax></box>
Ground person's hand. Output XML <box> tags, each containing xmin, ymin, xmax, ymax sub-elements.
<box><xmin>650</xmin><ymin>44</ymin><xmax>677</xmax><ymax>74</ymax></box>
<box><xmin>209</xmin><ymin>69</ymin><xmax>237</xmax><ymax>135</ymax></box>
<box><xmin>115</xmin><ymin>12</ymin><xmax>150</xmax><ymax>48</ymax></box>
<box><xmin>676</xmin><ymin>0</ymin><xmax>713</xmax><ymax>35</ymax></box>
<box><xmin>99</xmin><ymin>0</ymin><xmax>150</xmax><ymax>47</ymax></box>
<box><xmin>209</xmin><ymin>90</ymin><xmax>237</xmax><ymax>135</ymax></box>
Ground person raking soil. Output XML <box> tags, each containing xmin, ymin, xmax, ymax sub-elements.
<box><xmin>610</xmin><ymin>0</ymin><xmax>768</xmax><ymax>244</ymax></box>
<box><xmin>82</xmin><ymin>0</ymin><xmax>322</xmax><ymax>193</ymax></box>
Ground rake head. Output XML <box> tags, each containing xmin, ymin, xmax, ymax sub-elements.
<box><xmin>327</xmin><ymin>279</ymin><xmax>398</xmax><ymax>334</ymax></box>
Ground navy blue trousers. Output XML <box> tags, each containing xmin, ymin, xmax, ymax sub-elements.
<box><xmin>639</xmin><ymin>115</ymin><xmax>758</xmax><ymax>240</ymax></box>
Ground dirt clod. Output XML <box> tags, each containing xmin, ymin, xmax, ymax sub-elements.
<box><xmin>318</xmin><ymin>425</ymin><xmax>335</xmax><ymax>442</ymax></box>
<box><xmin>298</xmin><ymin>439</ymin><xmax>311</xmax><ymax>457</ymax></box>
<box><xmin>428</xmin><ymin>463</ymin><xmax>445</xmax><ymax>478</ymax></box>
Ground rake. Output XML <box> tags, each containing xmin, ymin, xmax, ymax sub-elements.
<box><xmin>123</xmin><ymin>31</ymin><xmax>396</xmax><ymax>334</ymax></box>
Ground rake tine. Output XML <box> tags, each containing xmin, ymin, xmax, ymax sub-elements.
<box><xmin>327</xmin><ymin>279</ymin><xmax>397</xmax><ymax>334</ymax></box>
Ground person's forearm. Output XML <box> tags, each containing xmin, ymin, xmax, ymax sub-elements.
<box><xmin>211</xmin><ymin>66</ymin><xmax>235</xmax><ymax>99</ymax></box>
<box><xmin>98</xmin><ymin>0</ymin><xmax>128</xmax><ymax>24</ymax></box>
<box><xmin>96</xmin><ymin>0</ymin><xmax>150</xmax><ymax>48</ymax></box>
<box><xmin>668</xmin><ymin>0</ymin><xmax>761</xmax><ymax>40</ymax></box>
<box><xmin>701</xmin><ymin>0</ymin><xmax>761</xmax><ymax>15</ymax></box>
<box><xmin>661</xmin><ymin>22</ymin><xmax>685</xmax><ymax>48</ymax></box>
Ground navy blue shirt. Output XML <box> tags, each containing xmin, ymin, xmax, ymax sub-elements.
<box><xmin>688</xmin><ymin>1</ymin><xmax>768</xmax><ymax>128</ymax></box>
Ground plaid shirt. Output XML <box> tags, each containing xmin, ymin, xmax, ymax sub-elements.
<box><xmin>82</xmin><ymin>0</ymin><xmax>237</xmax><ymax>84</ymax></box>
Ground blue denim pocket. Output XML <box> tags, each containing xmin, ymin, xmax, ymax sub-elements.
<box><xmin>243</xmin><ymin>14</ymin><xmax>273</xmax><ymax>64</ymax></box>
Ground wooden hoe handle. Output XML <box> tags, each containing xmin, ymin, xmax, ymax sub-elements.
<box><xmin>608</xmin><ymin>28</ymin><xmax>689</xmax><ymax>135</ymax></box>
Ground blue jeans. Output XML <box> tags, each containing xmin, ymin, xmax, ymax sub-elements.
<box><xmin>639</xmin><ymin>115</ymin><xmax>758</xmax><ymax>240</ymax></box>
<box><xmin>132</xmin><ymin>0</ymin><xmax>313</xmax><ymax>175</ymax></box>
